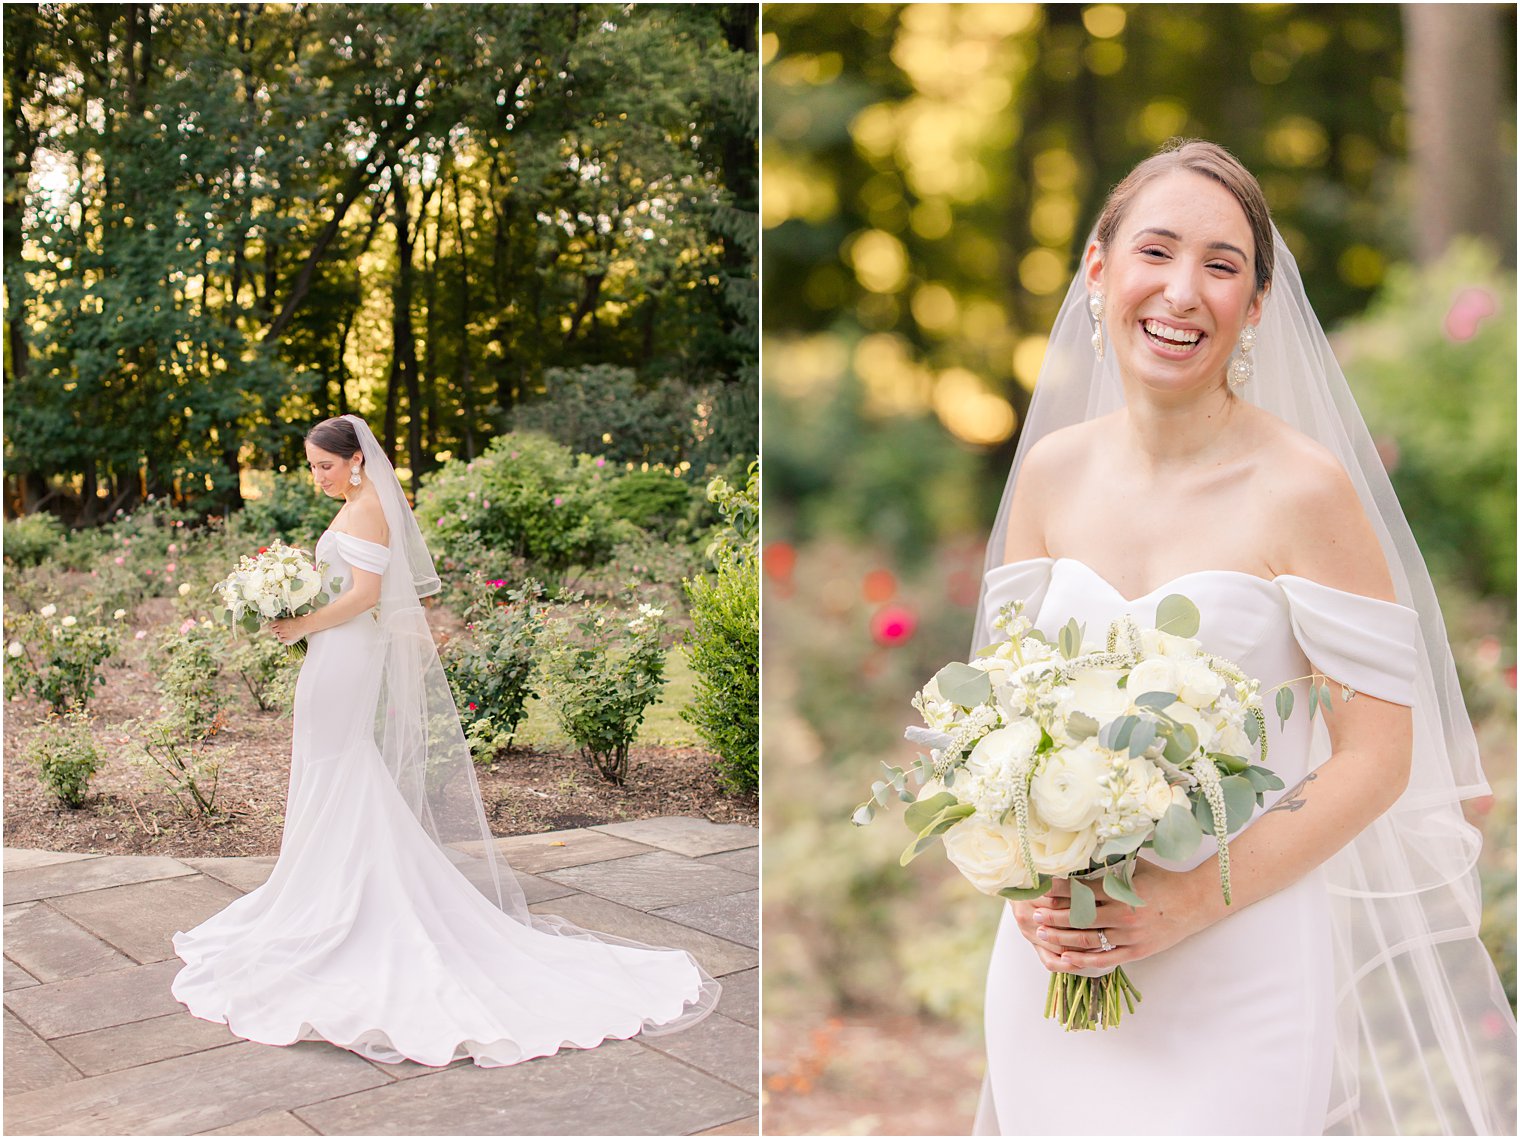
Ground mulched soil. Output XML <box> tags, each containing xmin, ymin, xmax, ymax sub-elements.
<box><xmin>3</xmin><ymin>595</ymin><xmax>755</xmax><ymax>857</ymax></box>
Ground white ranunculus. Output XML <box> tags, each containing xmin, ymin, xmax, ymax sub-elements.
<box><xmin>1138</xmin><ymin>760</ymin><xmax>1176</xmax><ymax>819</ymax></box>
<box><xmin>1139</xmin><ymin>628</ymin><xmax>1203</xmax><ymax>660</ymax></box>
<box><xmin>1178</xmin><ymin>661</ymin><xmax>1226</xmax><ymax>709</ymax></box>
<box><xmin>1029</xmin><ymin>739</ymin><xmax>1110</xmax><ymax>831</ymax></box>
<box><xmin>1213</xmin><ymin>720</ymin><xmax>1254</xmax><ymax>761</ymax></box>
<box><xmin>7</xmin><ymin>641</ymin><xmax>23</xmax><ymax>658</ymax></box>
<box><xmin>1027</xmin><ymin>816</ymin><xmax>1100</xmax><ymax>877</ymax></box>
<box><xmin>1128</xmin><ymin>657</ymin><xmax>1182</xmax><ymax>700</ymax></box>
<box><xmin>60</xmin><ymin>615</ymin><xmax>77</xmax><ymax>628</ymax></box>
<box><xmin>943</xmin><ymin>815</ymin><xmax>1036</xmax><ymax>894</ymax></box>
<box><xmin>39</xmin><ymin>604</ymin><xmax>56</xmax><ymax>619</ymax></box>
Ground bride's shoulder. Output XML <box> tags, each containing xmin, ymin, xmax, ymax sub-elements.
<box><xmin>341</xmin><ymin>495</ymin><xmax>391</xmax><ymax>547</ymax></box>
<box><xmin>1249</xmin><ymin>411</ymin><xmax>1395</xmax><ymax>601</ymax></box>
<box><xmin>1018</xmin><ymin>415</ymin><xmax>1115</xmax><ymax>478</ymax></box>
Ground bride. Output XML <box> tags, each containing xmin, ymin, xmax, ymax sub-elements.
<box><xmin>171</xmin><ymin>413</ymin><xmax>718</xmax><ymax>1067</ymax></box>
<box><xmin>971</xmin><ymin>141</ymin><xmax>1514</xmax><ymax>1134</ymax></box>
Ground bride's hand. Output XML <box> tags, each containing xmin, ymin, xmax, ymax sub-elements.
<box><xmin>267</xmin><ymin>617</ymin><xmax>307</xmax><ymax>646</ymax></box>
<box><xmin>1010</xmin><ymin>866</ymin><xmax>1210</xmax><ymax>973</ymax></box>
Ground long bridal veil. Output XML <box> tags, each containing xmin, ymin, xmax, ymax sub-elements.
<box><xmin>346</xmin><ymin>414</ymin><xmax>720</xmax><ymax>1035</ymax></box>
<box><xmin>971</xmin><ymin>233</ymin><xmax>1516</xmax><ymax>1133</ymax></box>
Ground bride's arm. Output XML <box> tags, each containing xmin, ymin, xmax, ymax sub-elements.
<box><xmin>1033</xmin><ymin>455</ymin><xmax>1415</xmax><ymax>971</ymax></box>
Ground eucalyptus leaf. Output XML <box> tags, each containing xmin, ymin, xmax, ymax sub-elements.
<box><xmin>1220</xmin><ymin>774</ymin><xmax>1257</xmax><ymax>832</ymax></box>
<box><xmin>1058</xmin><ymin>618</ymin><xmax>1083</xmax><ymax>661</ymax></box>
<box><xmin>1163</xmin><ymin>722</ymin><xmax>1199</xmax><ymax>764</ymax></box>
<box><xmin>1128</xmin><ymin>719</ymin><xmax>1158</xmax><ymax>758</ymax></box>
<box><xmin>1102</xmin><ymin>866</ymin><xmax>1146</xmax><ymax>908</ymax></box>
<box><xmin>1242</xmin><ymin>766</ymin><xmax>1274</xmax><ymax>793</ymax></box>
<box><xmin>997</xmin><ymin>877</ymin><xmax>1053</xmax><ymax>902</ymax></box>
<box><xmin>851</xmin><ymin>803</ymin><xmax>875</xmax><ymax>826</ymax></box>
<box><xmin>1068</xmin><ymin>877</ymin><xmax>1097</xmax><ymax>929</ymax></box>
<box><xmin>1099</xmin><ymin>715</ymin><xmax>1139</xmax><ymax>752</ymax></box>
<box><xmin>1249</xmin><ymin>765</ymin><xmax>1285</xmax><ymax>792</ymax></box>
<box><xmin>1244</xmin><ymin>715</ymin><xmax>1261</xmax><ymax>745</ymax></box>
<box><xmin>871</xmin><ymin>780</ymin><xmax>890</xmax><ymax>806</ymax></box>
<box><xmin>1066</xmin><ymin>711</ymin><xmax>1099</xmax><ymax>741</ymax></box>
<box><xmin>1132</xmin><ymin>690</ymin><xmax>1178</xmax><ymax>710</ymax></box>
<box><xmin>1153</xmin><ymin>803</ymin><xmax>1203</xmax><ymax>861</ymax></box>
<box><xmin>1319</xmin><ymin>683</ymin><xmax>1334</xmax><ymax>716</ymax></box>
<box><xmin>903</xmin><ymin>791</ymin><xmax>958</xmax><ymax>832</ymax></box>
<box><xmin>1275</xmin><ymin>686</ymin><xmax>1294</xmax><ymax>727</ymax></box>
<box><xmin>899</xmin><ymin>832</ymin><xmax>943</xmax><ymax>866</ymax></box>
<box><xmin>1194</xmin><ymin>793</ymin><xmax>1216</xmax><ymax>832</ymax></box>
<box><xmin>1155</xmin><ymin>593</ymin><xmax>1201</xmax><ymax>637</ymax></box>
<box><xmin>1095</xmin><ymin>830</ymin><xmax>1146</xmax><ymax>859</ymax></box>
<box><xmin>934</xmin><ymin>661</ymin><xmax>992</xmax><ymax>708</ymax></box>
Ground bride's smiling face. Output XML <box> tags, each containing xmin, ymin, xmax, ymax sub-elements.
<box><xmin>306</xmin><ymin>442</ymin><xmax>358</xmax><ymax>499</ymax></box>
<box><xmin>1086</xmin><ymin>170</ymin><xmax>1264</xmax><ymax>397</ymax></box>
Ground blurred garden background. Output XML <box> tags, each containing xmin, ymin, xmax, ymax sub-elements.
<box><xmin>3</xmin><ymin>5</ymin><xmax>758</xmax><ymax>857</ymax></box>
<box><xmin>760</xmin><ymin>4</ymin><xmax>1516</xmax><ymax>1134</ymax></box>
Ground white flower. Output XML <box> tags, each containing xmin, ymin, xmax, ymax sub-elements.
<box><xmin>1029</xmin><ymin>739</ymin><xmax>1110</xmax><ymax>831</ymax></box>
<box><xmin>943</xmin><ymin>815</ymin><xmax>1036</xmax><ymax>894</ymax></box>
<box><xmin>1026</xmin><ymin>816</ymin><xmax>1100</xmax><ymax>877</ymax></box>
<box><xmin>39</xmin><ymin>604</ymin><xmax>56</xmax><ymax>619</ymax></box>
<box><xmin>1178</xmin><ymin>661</ymin><xmax>1225</xmax><ymax>709</ymax></box>
<box><xmin>1058</xmin><ymin>668</ymin><xmax>1129</xmax><ymax>726</ymax></box>
<box><xmin>1128</xmin><ymin>657</ymin><xmax>1182</xmax><ymax>700</ymax></box>
<box><xmin>113</xmin><ymin>608</ymin><xmax>127</xmax><ymax>620</ymax></box>
<box><xmin>60</xmin><ymin>615</ymin><xmax>77</xmax><ymax>628</ymax></box>
<box><xmin>7</xmin><ymin>641</ymin><xmax>23</xmax><ymax>658</ymax></box>
<box><xmin>1166</xmin><ymin>702</ymin><xmax>1216</xmax><ymax>756</ymax></box>
<box><xmin>1213</xmin><ymin>720</ymin><xmax>1254</xmax><ymax>761</ymax></box>
<box><xmin>959</xmin><ymin>722</ymin><xmax>1040</xmax><ymax>816</ymax></box>
<box><xmin>177</xmin><ymin>583</ymin><xmax>192</xmax><ymax>597</ymax></box>
<box><xmin>1139</xmin><ymin>628</ymin><xmax>1203</xmax><ymax>660</ymax></box>
<box><xmin>637</xmin><ymin>603</ymin><xmax>664</xmax><ymax>618</ymax></box>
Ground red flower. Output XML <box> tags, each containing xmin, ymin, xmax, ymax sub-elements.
<box><xmin>763</xmin><ymin>541</ymin><xmax>797</xmax><ymax>583</ymax></box>
<box><xmin>258</xmin><ymin>546</ymin><xmax>269</xmax><ymax>554</ymax></box>
<box><xmin>467</xmin><ymin>702</ymin><xmax>478</xmax><ymax>712</ymax></box>
<box><xmin>871</xmin><ymin>605</ymin><xmax>917</xmax><ymax>647</ymax></box>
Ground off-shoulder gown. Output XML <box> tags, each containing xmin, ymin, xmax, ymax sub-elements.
<box><xmin>171</xmin><ymin>529</ymin><xmax>710</xmax><ymax>1066</ymax></box>
<box><xmin>974</xmin><ymin>557</ymin><xmax>1419</xmax><ymax>1136</ymax></box>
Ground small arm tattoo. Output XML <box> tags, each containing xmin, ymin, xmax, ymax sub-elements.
<box><xmin>1264</xmin><ymin>771</ymin><xmax>1317</xmax><ymax>814</ymax></box>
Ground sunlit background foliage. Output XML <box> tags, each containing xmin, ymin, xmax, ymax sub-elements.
<box><xmin>760</xmin><ymin>5</ymin><xmax>1516</xmax><ymax>1132</ymax></box>
<box><xmin>4</xmin><ymin>3</ymin><xmax>757</xmax><ymax>518</ymax></box>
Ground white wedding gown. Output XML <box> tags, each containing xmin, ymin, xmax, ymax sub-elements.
<box><xmin>975</xmin><ymin>556</ymin><xmax>1420</xmax><ymax>1137</ymax></box>
<box><xmin>172</xmin><ymin>529</ymin><xmax>711</xmax><ymax>1066</ymax></box>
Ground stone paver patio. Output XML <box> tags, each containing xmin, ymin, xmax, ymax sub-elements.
<box><xmin>3</xmin><ymin>817</ymin><xmax>758</xmax><ymax>1136</ymax></box>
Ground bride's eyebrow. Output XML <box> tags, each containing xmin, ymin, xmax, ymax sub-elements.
<box><xmin>1132</xmin><ymin>226</ymin><xmax>1247</xmax><ymax>261</ymax></box>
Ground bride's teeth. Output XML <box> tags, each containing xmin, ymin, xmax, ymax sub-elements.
<box><xmin>1143</xmin><ymin>319</ymin><xmax>1201</xmax><ymax>345</ymax></box>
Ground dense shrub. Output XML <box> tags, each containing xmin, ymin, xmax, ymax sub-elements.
<box><xmin>538</xmin><ymin>599</ymin><xmax>668</xmax><ymax>785</ymax></box>
<box><xmin>228</xmin><ymin>632</ymin><xmax>297</xmax><ymax>713</ymax></box>
<box><xmin>415</xmin><ymin>432</ymin><xmax>623</xmax><ymax>587</ymax></box>
<box><xmin>3</xmin><ymin>603</ymin><xmax>120</xmax><ymax>712</ymax></box>
<box><xmin>28</xmin><ymin>710</ymin><xmax>101</xmax><ymax>807</ymax></box>
<box><xmin>3</xmin><ymin>513</ymin><xmax>66</xmax><ymax>567</ymax></box>
<box><xmin>601</xmin><ymin>469</ymin><xmax>706</xmax><ymax>540</ymax></box>
<box><xmin>443</xmin><ymin>576</ymin><xmax>550</xmax><ymax>761</ymax></box>
<box><xmin>158</xmin><ymin>619</ymin><xmax>227</xmax><ymax>742</ymax></box>
<box><xmin>234</xmin><ymin>469</ymin><xmax>335</xmax><ymax>551</ymax></box>
<box><xmin>682</xmin><ymin>461</ymin><xmax>759</xmax><ymax>794</ymax></box>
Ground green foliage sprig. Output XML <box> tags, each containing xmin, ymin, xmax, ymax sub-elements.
<box><xmin>27</xmin><ymin>710</ymin><xmax>101</xmax><ymax>808</ymax></box>
<box><xmin>443</xmin><ymin>575</ymin><xmax>552</xmax><ymax>762</ymax></box>
<box><xmin>3</xmin><ymin>604</ymin><xmax>120</xmax><ymax>713</ymax></box>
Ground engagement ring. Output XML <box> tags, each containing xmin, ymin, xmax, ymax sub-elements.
<box><xmin>1098</xmin><ymin>930</ymin><xmax>1114</xmax><ymax>953</ymax></box>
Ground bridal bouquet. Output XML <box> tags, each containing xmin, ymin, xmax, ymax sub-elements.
<box><xmin>212</xmin><ymin>541</ymin><xmax>343</xmax><ymax>655</ymax></box>
<box><xmin>855</xmin><ymin>594</ymin><xmax>1320</xmax><ymax>1031</ymax></box>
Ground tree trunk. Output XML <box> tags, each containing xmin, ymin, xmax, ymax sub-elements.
<box><xmin>450</xmin><ymin>170</ymin><xmax>477</xmax><ymax>459</ymax></box>
<box><xmin>1403</xmin><ymin>5</ymin><xmax>1514</xmax><ymax>263</ymax></box>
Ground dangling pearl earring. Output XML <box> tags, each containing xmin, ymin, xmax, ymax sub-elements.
<box><xmin>349</xmin><ymin>465</ymin><xmax>363</xmax><ymax>487</ymax></box>
<box><xmin>1089</xmin><ymin>292</ymin><xmax>1105</xmax><ymax>361</ymax></box>
<box><xmin>1229</xmin><ymin>325</ymin><xmax>1257</xmax><ymax>389</ymax></box>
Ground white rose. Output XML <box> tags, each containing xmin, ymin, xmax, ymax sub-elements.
<box><xmin>1128</xmin><ymin>657</ymin><xmax>1182</xmax><ymax>700</ymax></box>
<box><xmin>7</xmin><ymin>641</ymin><xmax>23</xmax><ymax>658</ymax></box>
<box><xmin>60</xmin><ymin>615</ymin><xmax>77</xmax><ymax>628</ymax></box>
<box><xmin>1178</xmin><ymin>661</ymin><xmax>1225</xmax><ymax>709</ymax></box>
<box><xmin>113</xmin><ymin>608</ymin><xmax>126</xmax><ymax>620</ymax></box>
<box><xmin>1029</xmin><ymin>739</ymin><xmax>1110</xmax><ymax>831</ymax></box>
<box><xmin>1139</xmin><ymin>628</ymin><xmax>1203</xmax><ymax>660</ymax></box>
<box><xmin>966</xmin><ymin>722</ymin><xmax>1042</xmax><ymax>779</ymax></box>
<box><xmin>257</xmin><ymin>594</ymin><xmax>283</xmax><ymax>619</ymax></box>
<box><xmin>1026</xmin><ymin>816</ymin><xmax>1100</xmax><ymax>877</ymax></box>
<box><xmin>943</xmin><ymin>815</ymin><xmax>1036</xmax><ymax>894</ymax></box>
<box><xmin>1060</xmin><ymin>668</ymin><xmax>1130</xmax><ymax>726</ymax></box>
<box><xmin>39</xmin><ymin>604</ymin><xmax>56</xmax><ymax>619</ymax></box>
<box><xmin>1214</xmin><ymin>720</ymin><xmax>1254</xmax><ymax>761</ymax></box>
<box><xmin>177</xmin><ymin>583</ymin><xmax>192</xmax><ymax>597</ymax></box>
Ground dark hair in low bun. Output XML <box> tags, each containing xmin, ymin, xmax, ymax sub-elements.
<box><xmin>306</xmin><ymin>416</ymin><xmax>362</xmax><ymax>461</ymax></box>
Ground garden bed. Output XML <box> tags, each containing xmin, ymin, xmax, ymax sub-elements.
<box><xmin>4</xmin><ymin>596</ymin><xmax>755</xmax><ymax>858</ymax></box>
